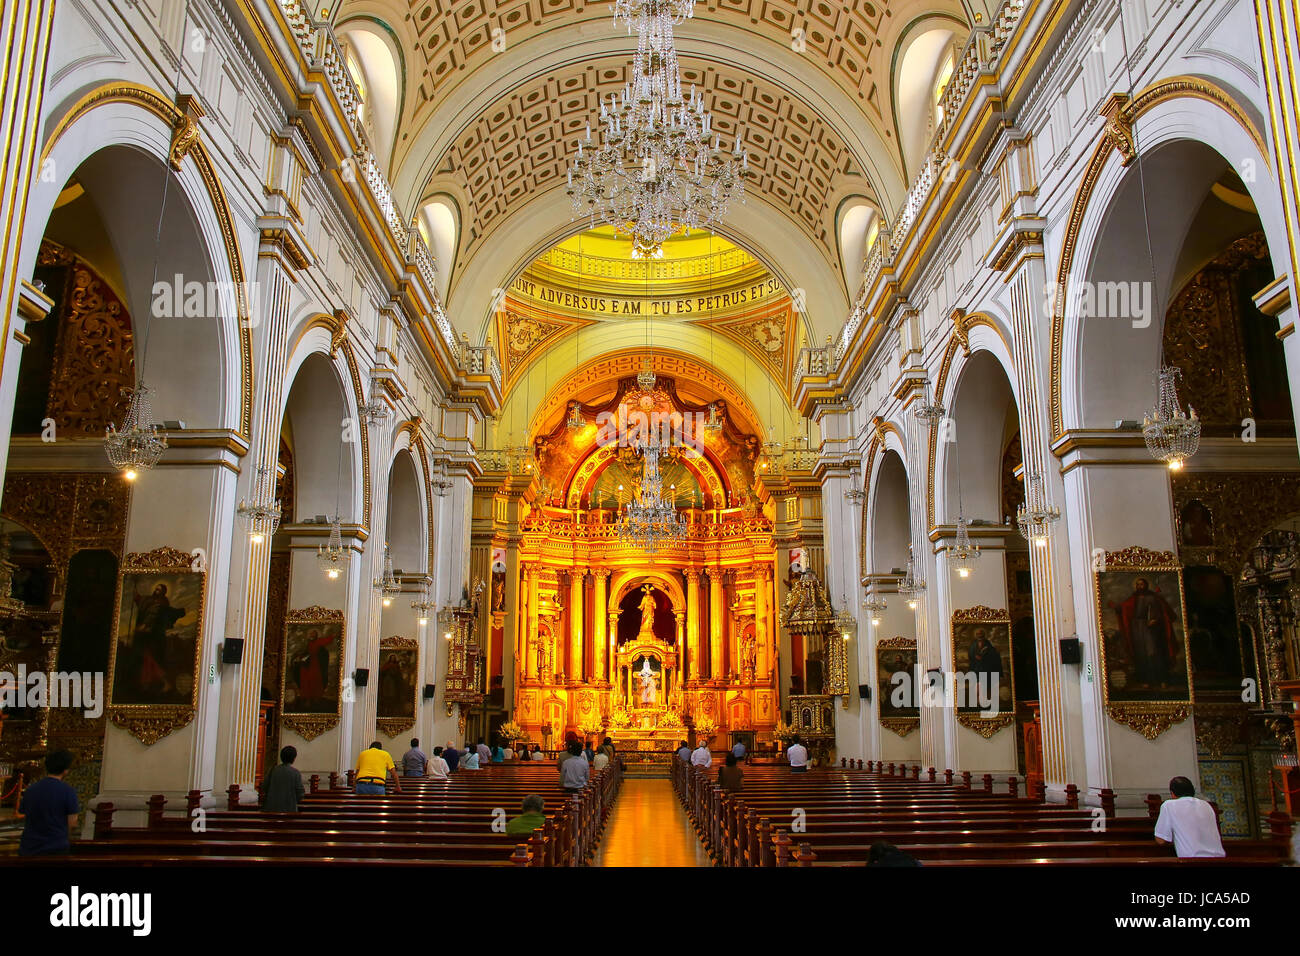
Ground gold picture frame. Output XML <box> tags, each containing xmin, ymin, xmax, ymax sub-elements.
<box><xmin>107</xmin><ymin>547</ymin><xmax>205</xmax><ymax>745</ymax></box>
<box><xmin>376</xmin><ymin>635</ymin><xmax>418</xmax><ymax>737</ymax></box>
<box><xmin>950</xmin><ymin>605</ymin><xmax>1015</xmax><ymax>737</ymax></box>
<box><xmin>1094</xmin><ymin>546</ymin><xmax>1193</xmax><ymax>739</ymax></box>
<box><xmin>281</xmin><ymin>605</ymin><xmax>345</xmax><ymax>741</ymax></box>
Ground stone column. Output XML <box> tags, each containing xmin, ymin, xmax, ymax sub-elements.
<box><xmin>569</xmin><ymin>569</ymin><xmax>585</xmax><ymax>682</ymax></box>
<box><xmin>708</xmin><ymin>567</ymin><xmax>724</xmax><ymax>680</ymax></box>
<box><xmin>685</xmin><ymin>569</ymin><xmax>701</xmax><ymax>681</ymax></box>
<box><xmin>592</xmin><ymin>569</ymin><xmax>609</xmax><ymax>683</ymax></box>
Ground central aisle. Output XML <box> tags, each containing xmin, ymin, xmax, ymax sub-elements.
<box><xmin>592</xmin><ymin>777</ymin><xmax>712</xmax><ymax>867</ymax></box>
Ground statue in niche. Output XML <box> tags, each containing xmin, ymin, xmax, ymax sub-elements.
<box><xmin>637</xmin><ymin>658</ymin><xmax>658</xmax><ymax>705</ymax></box>
<box><xmin>636</xmin><ymin>585</ymin><xmax>658</xmax><ymax>641</ymax></box>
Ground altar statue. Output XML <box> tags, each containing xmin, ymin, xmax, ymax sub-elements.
<box><xmin>636</xmin><ymin>586</ymin><xmax>658</xmax><ymax>641</ymax></box>
<box><xmin>637</xmin><ymin>658</ymin><xmax>658</xmax><ymax>705</ymax></box>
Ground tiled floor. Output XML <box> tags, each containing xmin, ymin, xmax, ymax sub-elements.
<box><xmin>593</xmin><ymin>777</ymin><xmax>711</xmax><ymax>867</ymax></box>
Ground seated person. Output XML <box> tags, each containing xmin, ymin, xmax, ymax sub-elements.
<box><xmin>18</xmin><ymin>750</ymin><xmax>79</xmax><ymax>856</ymax></box>
<box><xmin>559</xmin><ymin>741</ymin><xmax>590</xmax><ymax>792</ymax></box>
<box><xmin>1154</xmin><ymin>776</ymin><xmax>1225</xmax><ymax>858</ymax></box>
<box><xmin>401</xmin><ymin>738</ymin><xmax>428</xmax><ymax>777</ymax></box>
<box><xmin>459</xmin><ymin>744</ymin><xmax>480</xmax><ymax>770</ymax></box>
<box><xmin>786</xmin><ymin>735</ymin><xmax>809</xmax><ymax>773</ymax></box>
<box><xmin>867</xmin><ymin>841</ymin><xmax>921</xmax><ymax>867</ymax></box>
<box><xmin>717</xmin><ymin>752</ymin><xmax>743</xmax><ymax>792</ymax></box>
<box><xmin>427</xmin><ymin>746</ymin><xmax>450</xmax><ymax>780</ymax></box>
<box><xmin>506</xmin><ymin>794</ymin><xmax>548</xmax><ymax>835</ymax></box>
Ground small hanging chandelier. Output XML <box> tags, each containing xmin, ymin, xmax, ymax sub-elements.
<box><xmin>951</xmin><ymin>513</ymin><xmax>981</xmax><ymax>578</ymax></box>
<box><xmin>237</xmin><ymin>466</ymin><xmax>282</xmax><ymax>544</ymax></box>
<box><xmin>704</xmin><ymin>402</ymin><xmax>724</xmax><ymax>431</ymax></box>
<box><xmin>565</xmin><ymin>401</ymin><xmax>586</xmax><ymax>431</ymax></box>
<box><xmin>1142</xmin><ymin>365</ymin><xmax>1200</xmax><ymax>471</ymax></box>
<box><xmin>411</xmin><ymin>577</ymin><xmax>435</xmax><ymax>627</ymax></box>
<box><xmin>1017</xmin><ymin>473</ymin><xmax>1061</xmax><ymax>549</ymax></box>
<box><xmin>317</xmin><ymin>514</ymin><xmax>346</xmax><ymax>580</ymax></box>
<box><xmin>844</xmin><ymin>464</ymin><xmax>865</xmax><ymax>506</ymax></box>
<box><xmin>861</xmin><ymin>592</ymin><xmax>887</xmax><ymax>627</ymax></box>
<box><xmin>914</xmin><ymin>379</ymin><xmax>945</xmax><ymax>429</ymax></box>
<box><xmin>636</xmin><ymin>356</ymin><xmax>657</xmax><ymax>391</ymax></box>
<box><xmin>897</xmin><ymin>546</ymin><xmax>926</xmax><ymax>610</ymax></box>
<box><xmin>835</xmin><ymin>596</ymin><xmax>856</xmax><ymax>642</ymax></box>
<box><xmin>360</xmin><ymin>378</ymin><xmax>390</xmax><ymax>426</ymax></box>
<box><xmin>105</xmin><ymin>383</ymin><xmax>168</xmax><ymax>480</ymax></box>
<box><xmin>374</xmin><ymin>543</ymin><xmax>401</xmax><ymax>607</ymax></box>
<box><xmin>430</xmin><ymin>458</ymin><xmax>453</xmax><ymax>497</ymax></box>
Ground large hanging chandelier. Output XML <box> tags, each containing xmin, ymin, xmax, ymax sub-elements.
<box><xmin>897</xmin><ymin>546</ymin><xmax>926</xmax><ymax>610</ymax></box>
<box><xmin>861</xmin><ymin>590</ymin><xmax>887</xmax><ymax>627</ymax></box>
<box><xmin>105</xmin><ymin>383</ymin><xmax>168</xmax><ymax>480</ymax></box>
<box><xmin>237</xmin><ymin>466</ymin><xmax>282</xmax><ymax>544</ymax></box>
<box><xmin>1017</xmin><ymin>473</ymin><xmax>1061</xmax><ymax>549</ymax></box>
<box><xmin>566</xmin><ymin>0</ymin><xmax>747</xmax><ymax>257</ymax></box>
<box><xmin>914</xmin><ymin>379</ymin><xmax>945</xmax><ymax>428</ymax></box>
<box><xmin>618</xmin><ymin>439</ymin><xmax>688</xmax><ymax>553</ymax></box>
<box><xmin>317</xmin><ymin>514</ymin><xmax>347</xmax><ymax>580</ymax></box>
<box><xmin>1142</xmin><ymin>365</ymin><xmax>1200</xmax><ymax>471</ymax></box>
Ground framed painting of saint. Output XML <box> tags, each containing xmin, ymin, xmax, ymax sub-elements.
<box><xmin>376</xmin><ymin>636</ymin><xmax>418</xmax><ymax>736</ymax></box>
<box><xmin>107</xmin><ymin>547</ymin><xmax>205</xmax><ymax>745</ymax></box>
<box><xmin>281</xmin><ymin>606</ymin><xmax>344</xmax><ymax>741</ymax></box>
<box><xmin>950</xmin><ymin>606</ymin><xmax>1015</xmax><ymax>737</ymax></box>
<box><xmin>1094</xmin><ymin>547</ymin><xmax>1192</xmax><ymax>739</ymax></box>
<box><xmin>876</xmin><ymin>636</ymin><xmax>919</xmax><ymax>737</ymax></box>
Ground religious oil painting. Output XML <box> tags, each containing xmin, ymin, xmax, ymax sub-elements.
<box><xmin>876</xmin><ymin>638</ymin><xmax>919</xmax><ymax>719</ymax></box>
<box><xmin>1094</xmin><ymin>550</ymin><xmax>1191</xmax><ymax>704</ymax></box>
<box><xmin>949</xmin><ymin>607</ymin><xmax>1014</xmax><ymax>715</ymax></box>
<box><xmin>376</xmin><ymin>637</ymin><xmax>418</xmax><ymax>734</ymax></box>
<box><xmin>281</xmin><ymin>608</ymin><xmax>344</xmax><ymax>718</ymax></box>
<box><xmin>110</xmin><ymin>564</ymin><xmax>204</xmax><ymax>708</ymax></box>
<box><xmin>1182</xmin><ymin>565</ymin><xmax>1243</xmax><ymax>692</ymax></box>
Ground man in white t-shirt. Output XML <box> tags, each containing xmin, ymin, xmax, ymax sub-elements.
<box><xmin>1154</xmin><ymin>776</ymin><xmax>1225</xmax><ymax>858</ymax></box>
<box><xmin>786</xmin><ymin>735</ymin><xmax>809</xmax><ymax>773</ymax></box>
<box><xmin>691</xmin><ymin>743</ymin><xmax>712</xmax><ymax>769</ymax></box>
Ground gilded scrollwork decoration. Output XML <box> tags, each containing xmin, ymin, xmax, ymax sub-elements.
<box><xmin>1094</xmin><ymin>547</ymin><xmax>1194</xmax><ymax>739</ymax></box>
<box><xmin>280</xmin><ymin>605</ymin><xmax>345</xmax><ymax>741</ymax></box>
<box><xmin>106</xmin><ymin>547</ymin><xmax>205</xmax><ymax>746</ymax></box>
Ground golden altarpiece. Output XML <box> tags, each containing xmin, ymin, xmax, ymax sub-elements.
<box><xmin>495</xmin><ymin>374</ymin><xmax>782</xmax><ymax>759</ymax></box>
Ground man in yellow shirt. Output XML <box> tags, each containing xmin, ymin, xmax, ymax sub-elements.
<box><xmin>355</xmin><ymin>740</ymin><xmax>401</xmax><ymax>795</ymax></box>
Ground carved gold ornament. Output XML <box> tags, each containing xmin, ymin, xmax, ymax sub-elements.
<box><xmin>880</xmin><ymin>717</ymin><xmax>919</xmax><ymax>738</ymax></box>
<box><xmin>1105</xmin><ymin>703</ymin><xmax>1191</xmax><ymax>741</ymax></box>
<box><xmin>956</xmin><ymin>712</ymin><xmax>1016</xmax><ymax>738</ymax></box>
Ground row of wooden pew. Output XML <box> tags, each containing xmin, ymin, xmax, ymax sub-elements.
<box><xmin>10</xmin><ymin>760</ymin><xmax>622</xmax><ymax>867</ymax></box>
<box><xmin>672</xmin><ymin>758</ymin><xmax>1294</xmax><ymax>866</ymax></box>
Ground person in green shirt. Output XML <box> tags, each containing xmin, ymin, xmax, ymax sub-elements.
<box><xmin>505</xmin><ymin>794</ymin><xmax>547</xmax><ymax>835</ymax></box>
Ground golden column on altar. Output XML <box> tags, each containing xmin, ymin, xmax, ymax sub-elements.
<box><xmin>685</xmin><ymin>568</ymin><xmax>701</xmax><ymax>681</ymax></box>
<box><xmin>569</xmin><ymin>569</ymin><xmax>586</xmax><ymax>681</ymax></box>
<box><xmin>593</xmin><ymin>568</ymin><xmax>610</xmax><ymax>683</ymax></box>
<box><xmin>707</xmin><ymin>567</ymin><xmax>724</xmax><ymax>679</ymax></box>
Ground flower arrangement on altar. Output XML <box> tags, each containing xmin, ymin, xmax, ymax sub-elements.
<box><xmin>497</xmin><ymin>720</ymin><xmax>525</xmax><ymax>743</ymax></box>
<box><xmin>773</xmin><ymin>718</ymin><xmax>797</xmax><ymax>743</ymax></box>
<box><xmin>693</xmin><ymin>714</ymin><xmax>717</xmax><ymax>740</ymax></box>
<box><xmin>608</xmin><ymin>708</ymin><xmax>632</xmax><ymax>729</ymax></box>
<box><xmin>578</xmin><ymin>718</ymin><xmax>605</xmax><ymax>737</ymax></box>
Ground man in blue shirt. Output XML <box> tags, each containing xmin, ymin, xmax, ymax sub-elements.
<box><xmin>676</xmin><ymin>740</ymin><xmax>691</xmax><ymax>762</ymax></box>
<box><xmin>19</xmin><ymin>750</ymin><xmax>79</xmax><ymax>856</ymax></box>
<box><xmin>442</xmin><ymin>740</ymin><xmax>460</xmax><ymax>774</ymax></box>
<box><xmin>732</xmin><ymin>739</ymin><xmax>747</xmax><ymax>761</ymax></box>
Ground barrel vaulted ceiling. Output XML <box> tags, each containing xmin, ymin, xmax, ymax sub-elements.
<box><xmin>332</xmin><ymin>0</ymin><xmax>975</xmax><ymax>340</ymax></box>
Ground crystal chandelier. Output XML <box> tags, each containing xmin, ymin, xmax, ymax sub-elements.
<box><xmin>636</xmin><ymin>356</ymin><xmax>657</xmax><ymax>391</ymax></box>
<box><xmin>897</xmin><ymin>546</ymin><xmax>926</xmax><ymax>610</ymax></box>
<box><xmin>844</xmin><ymin>464</ymin><xmax>865</xmax><ymax>505</ymax></box>
<box><xmin>565</xmin><ymin>401</ymin><xmax>586</xmax><ymax>430</ymax></box>
<box><xmin>430</xmin><ymin>458</ymin><xmax>453</xmax><ymax>497</ymax></box>
<box><xmin>566</xmin><ymin>0</ymin><xmax>747</xmax><ymax>257</ymax></box>
<box><xmin>360</xmin><ymin>378</ymin><xmax>389</xmax><ymax>426</ymax></box>
<box><xmin>1142</xmin><ymin>365</ymin><xmax>1200</xmax><ymax>471</ymax></box>
<box><xmin>105</xmin><ymin>383</ymin><xmax>168</xmax><ymax>480</ymax></box>
<box><xmin>317</xmin><ymin>515</ymin><xmax>346</xmax><ymax>580</ymax></box>
<box><xmin>411</xmin><ymin>577</ymin><xmax>435</xmax><ymax>627</ymax></box>
<box><xmin>704</xmin><ymin>402</ymin><xmax>724</xmax><ymax>431</ymax></box>
<box><xmin>835</xmin><ymin>597</ymin><xmax>856</xmax><ymax>642</ymax></box>
<box><xmin>1017</xmin><ymin>473</ymin><xmax>1061</xmax><ymax>549</ymax></box>
<box><xmin>237</xmin><ymin>466</ymin><xmax>282</xmax><ymax>544</ymax></box>
<box><xmin>951</xmin><ymin>513</ymin><xmax>981</xmax><ymax>578</ymax></box>
<box><xmin>861</xmin><ymin>590</ymin><xmax>887</xmax><ymax>627</ymax></box>
<box><xmin>374</xmin><ymin>543</ymin><xmax>401</xmax><ymax>607</ymax></box>
<box><xmin>618</xmin><ymin>439</ymin><xmax>687</xmax><ymax>553</ymax></box>
<box><xmin>914</xmin><ymin>379</ymin><xmax>945</xmax><ymax>428</ymax></box>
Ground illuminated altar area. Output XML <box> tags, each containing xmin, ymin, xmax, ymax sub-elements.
<box><xmin>504</xmin><ymin>369</ymin><xmax>782</xmax><ymax>750</ymax></box>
